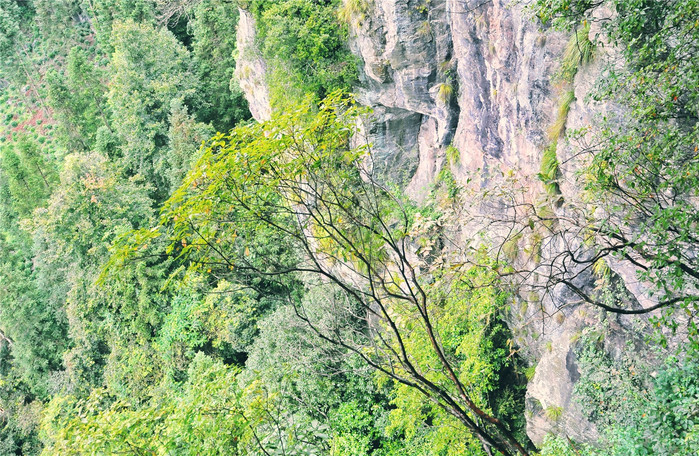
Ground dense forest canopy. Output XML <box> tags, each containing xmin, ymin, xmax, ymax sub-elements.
<box><xmin>0</xmin><ymin>0</ymin><xmax>697</xmax><ymax>455</ymax></box>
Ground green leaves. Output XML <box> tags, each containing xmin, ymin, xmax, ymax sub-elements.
<box><xmin>534</xmin><ymin>0</ymin><xmax>699</xmax><ymax>326</ymax></box>
<box><xmin>41</xmin><ymin>354</ymin><xmax>246</xmax><ymax>456</ymax></box>
<box><xmin>247</xmin><ymin>0</ymin><xmax>358</xmax><ymax>107</ymax></box>
<box><xmin>108</xmin><ymin>19</ymin><xmax>201</xmax><ymax>196</ymax></box>
<box><xmin>544</xmin><ymin>336</ymin><xmax>699</xmax><ymax>456</ymax></box>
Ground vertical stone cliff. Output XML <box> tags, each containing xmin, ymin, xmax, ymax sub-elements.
<box><xmin>234</xmin><ymin>0</ymin><xmax>655</xmax><ymax>446</ymax></box>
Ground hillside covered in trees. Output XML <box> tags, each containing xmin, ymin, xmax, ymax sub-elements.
<box><xmin>0</xmin><ymin>1</ymin><xmax>698</xmax><ymax>455</ymax></box>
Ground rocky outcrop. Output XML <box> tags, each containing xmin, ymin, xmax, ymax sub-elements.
<box><xmin>233</xmin><ymin>0</ymin><xmax>656</xmax><ymax>447</ymax></box>
<box><xmin>349</xmin><ymin>1</ymin><xmax>570</xmax><ymax>198</ymax></box>
<box><xmin>234</xmin><ymin>8</ymin><xmax>272</xmax><ymax>122</ymax></box>
<box><xmin>346</xmin><ymin>0</ymin><xmax>603</xmax><ymax>445</ymax></box>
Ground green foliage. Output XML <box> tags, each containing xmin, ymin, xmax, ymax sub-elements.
<box><xmin>0</xmin><ymin>231</ymin><xmax>68</xmax><ymax>399</ymax></box>
<box><xmin>188</xmin><ymin>0</ymin><xmax>250</xmax><ymax>130</ymax></box>
<box><xmin>162</xmin><ymin>98</ymin><xmax>213</xmax><ymax>190</ymax></box>
<box><xmin>0</xmin><ymin>2</ymin><xmax>255</xmax><ymax>453</ymax></box>
<box><xmin>40</xmin><ymin>353</ymin><xmax>246</xmax><ymax>455</ymax></box>
<box><xmin>541</xmin><ymin>334</ymin><xmax>699</xmax><ymax>456</ymax></box>
<box><xmin>385</xmin><ymin>256</ymin><xmax>529</xmax><ymax>454</ymax></box>
<box><xmin>435</xmin><ymin>165</ymin><xmax>460</xmax><ymax>200</ymax></box>
<box><xmin>24</xmin><ymin>151</ymin><xmax>156</xmax><ymax>397</ymax></box>
<box><xmin>0</xmin><ymin>0</ymin><xmax>33</xmax><ymax>86</ymax></box>
<box><xmin>446</xmin><ymin>144</ymin><xmax>460</xmax><ymax>166</ymax></box>
<box><xmin>0</xmin><ymin>347</ymin><xmax>43</xmax><ymax>455</ymax></box>
<box><xmin>534</xmin><ymin>0</ymin><xmax>699</xmax><ymax>345</ymax></box>
<box><xmin>502</xmin><ymin>233</ymin><xmax>523</xmax><ymax>262</ymax></box>
<box><xmin>247</xmin><ymin>0</ymin><xmax>358</xmax><ymax>106</ymax></box>
<box><xmin>151</xmin><ymin>93</ymin><xmax>530</xmax><ymax>454</ymax></box>
<box><xmin>108</xmin><ymin>19</ymin><xmax>200</xmax><ymax>196</ymax></box>
<box><xmin>32</xmin><ymin>152</ymin><xmax>153</xmax><ymax>266</ymax></box>
<box><xmin>3</xmin><ymin>1</ymin><xmax>696</xmax><ymax>454</ymax></box>
<box><xmin>538</xmin><ymin>142</ymin><xmax>560</xmax><ymax>195</ymax></box>
<box><xmin>0</xmin><ymin>137</ymin><xmax>57</xmax><ymax>217</ymax></box>
<box><xmin>32</xmin><ymin>0</ymin><xmax>87</xmax><ymax>48</ymax></box>
<box><xmin>544</xmin><ymin>405</ymin><xmax>563</xmax><ymax>422</ymax></box>
<box><xmin>539</xmin><ymin>434</ymin><xmax>592</xmax><ymax>456</ymax></box>
<box><xmin>88</xmin><ymin>0</ymin><xmax>158</xmax><ymax>48</ymax></box>
<box><xmin>244</xmin><ymin>292</ymin><xmax>400</xmax><ymax>455</ymax></box>
<box><xmin>524</xmin><ymin>365</ymin><xmax>536</xmax><ymax>381</ymax></box>
<box><xmin>46</xmin><ymin>47</ymin><xmax>110</xmax><ymax>151</ymax></box>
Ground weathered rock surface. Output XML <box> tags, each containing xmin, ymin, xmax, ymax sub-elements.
<box><xmin>233</xmin><ymin>0</ymin><xmax>657</xmax><ymax>447</ymax></box>
<box><xmin>525</xmin><ymin>307</ymin><xmax>600</xmax><ymax>444</ymax></box>
<box><xmin>346</xmin><ymin>1</ymin><xmax>598</xmax><ymax>444</ymax></box>
<box><xmin>234</xmin><ymin>8</ymin><xmax>272</xmax><ymax>122</ymax></box>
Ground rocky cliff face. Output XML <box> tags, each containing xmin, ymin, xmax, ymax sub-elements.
<box><xmin>234</xmin><ymin>0</ymin><xmax>648</xmax><ymax>446</ymax></box>
<box><xmin>235</xmin><ymin>8</ymin><xmax>272</xmax><ymax>122</ymax></box>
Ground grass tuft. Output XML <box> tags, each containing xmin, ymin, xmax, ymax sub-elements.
<box><xmin>338</xmin><ymin>0</ymin><xmax>369</xmax><ymax>25</ymax></box>
<box><xmin>524</xmin><ymin>365</ymin><xmax>537</xmax><ymax>381</ymax></box>
<box><xmin>545</xmin><ymin>405</ymin><xmax>563</xmax><ymax>422</ymax></box>
<box><xmin>548</xmin><ymin>90</ymin><xmax>576</xmax><ymax>140</ymax></box>
<box><xmin>446</xmin><ymin>145</ymin><xmax>460</xmax><ymax>166</ymax></box>
<box><xmin>560</xmin><ymin>23</ymin><xmax>595</xmax><ymax>82</ymax></box>
<box><xmin>437</xmin><ymin>82</ymin><xmax>454</xmax><ymax>103</ymax></box>
<box><xmin>417</xmin><ymin>20</ymin><xmax>431</xmax><ymax>37</ymax></box>
<box><xmin>539</xmin><ymin>142</ymin><xmax>560</xmax><ymax>195</ymax></box>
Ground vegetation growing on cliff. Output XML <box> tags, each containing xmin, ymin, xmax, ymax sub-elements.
<box><xmin>531</xmin><ymin>0</ymin><xmax>699</xmax><ymax>453</ymax></box>
<box><xmin>0</xmin><ymin>0</ymin><xmax>697</xmax><ymax>455</ymax></box>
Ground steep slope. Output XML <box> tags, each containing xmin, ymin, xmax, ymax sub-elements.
<box><xmin>234</xmin><ymin>0</ymin><xmax>666</xmax><ymax>446</ymax></box>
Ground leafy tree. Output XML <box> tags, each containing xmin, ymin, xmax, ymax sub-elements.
<box><xmin>245</xmin><ymin>0</ymin><xmax>358</xmax><ymax>106</ymax></box>
<box><xmin>0</xmin><ymin>0</ymin><xmax>36</xmax><ymax>90</ymax></box>
<box><xmin>0</xmin><ymin>137</ymin><xmax>56</xmax><ymax>217</ymax></box>
<box><xmin>33</xmin><ymin>0</ymin><xmax>86</xmax><ymax>48</ymax></box>
<box><xmin>0</xmin><ymin>233</ymin><xmax>67</xmax><ymax>399</ymax></box>
<box><xmin>30</xmin><ymin>151</ymin><xmax>153</xmax><ymax>274</ymax></box>
<box><xmin>540</xmin><ymin>340</ymin><xmax>699</xmax><ymax>456</ymax></box>
<box><xmin>0</xmin><ymin>342</ymin><xmax>43</xmax><ymax>455</ymax></box>
<box><xmin>188</xmin><ymin>0</ymin><xmax>250</xmax><ymax>130</ymax></box>
<box><xmin>244</xmin><ymin>284</ymin><xmax>431</xmax><ymax>456</ymax></box>
<box><xmin>46</xmin><ymin>47</ymin><xmax>112</xmax><ymax>151</ymax></box>
<box><xmin>41</xmin><ymin>353</ymin><xmax>247</xmax><ymax>455</ymax></box>
<box><xmin>107</xmin><ymin>19</ymin><xmax>201</xmax><ymax>196</ymax></box>
<box><xmin>25</xmin><ymin>151</ymin><xmax>154</xmax><ymax>395</ymax></box>
<box><xmin>162</xmin><ymin>98</ymin><xmax>213</xmax><ymax>191</ymax></box>
<box><xmin>139</xmin><ymin>93</ymin><xmax>531</xmax><ymax>455</ymax></box>
<box><xmin>85</xmin><ymin>0</ymin><xmax>158</xmax><ymax>48</ymax></box>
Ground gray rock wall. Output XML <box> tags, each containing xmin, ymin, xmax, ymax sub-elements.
<box><xmin>233</xmin><ymin>0</ymin><xmax>656</xmax><ymax>447</ymax></box>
